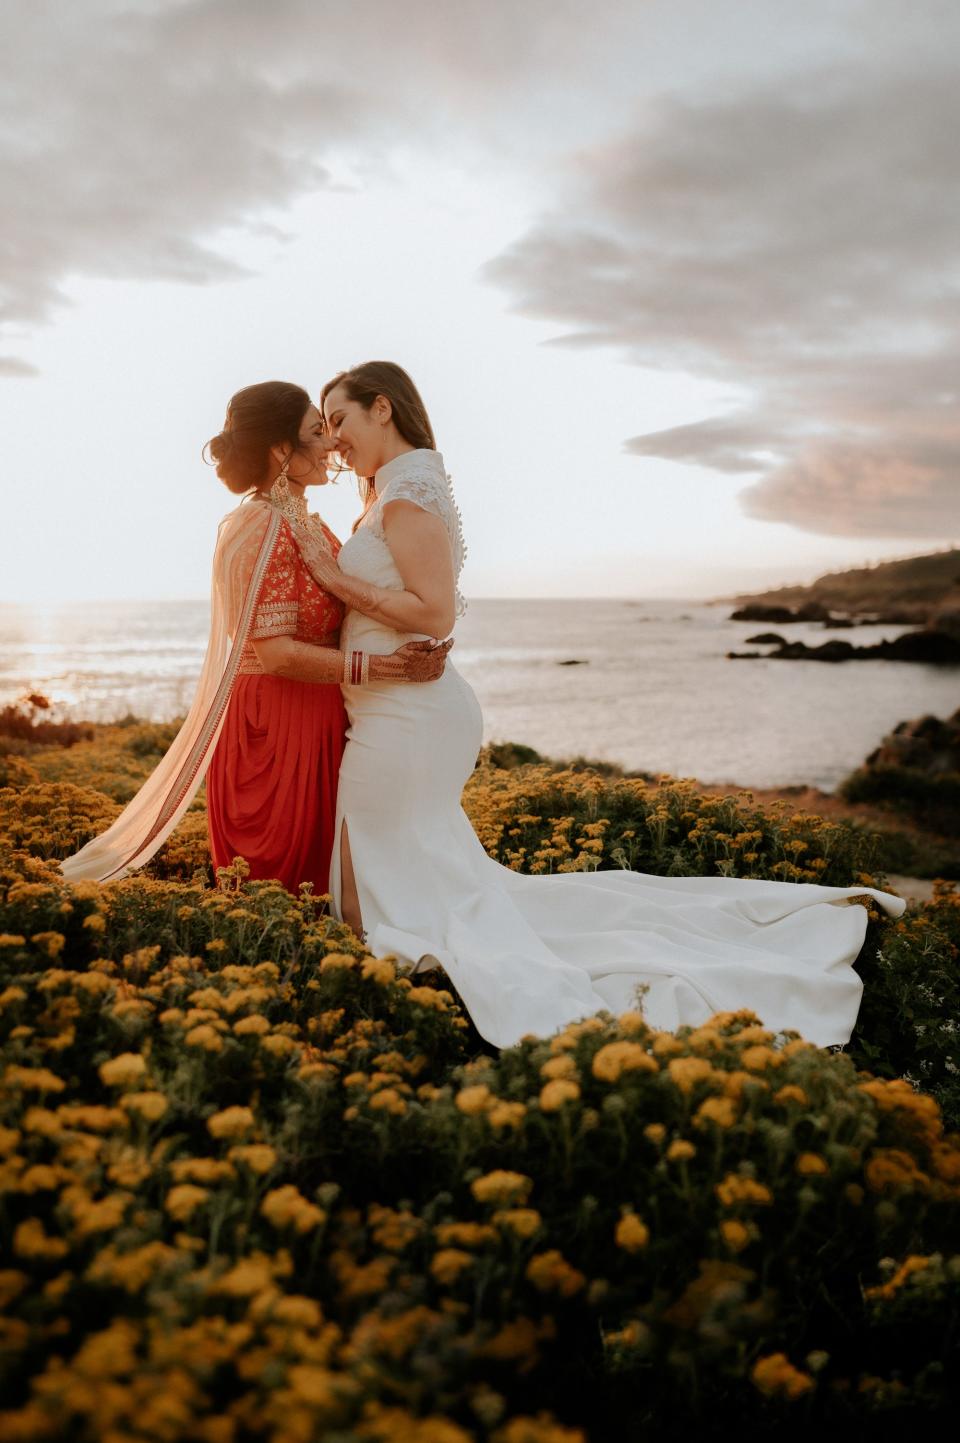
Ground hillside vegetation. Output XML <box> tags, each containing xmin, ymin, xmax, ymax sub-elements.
<box><xmin>1</xmin><ymin>715</ymin><xmax>959</xmax><ymax>1435</ymax></box>
<box><xmin>727</xmin><ymin>548</ymin><xmax>960</xmax><ymax>622</ymax></box>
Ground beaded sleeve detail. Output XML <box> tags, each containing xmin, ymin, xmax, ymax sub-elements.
<box><xmin>373</xmin><ymin>452</ymin><xmax>468</xmax><ymax>616</ymax></box>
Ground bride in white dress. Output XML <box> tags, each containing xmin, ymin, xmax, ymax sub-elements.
<box><xmin>292</xmin><ymin>362</ymin><xmax>905</xmax><ymax>1051</ymax></box>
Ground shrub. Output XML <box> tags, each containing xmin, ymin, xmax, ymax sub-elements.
<box><xmin>0</xmin><ymin>726</ymin><xmax>956</xmax><ymax>1436</ymax></box>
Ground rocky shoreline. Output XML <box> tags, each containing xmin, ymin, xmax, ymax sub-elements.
<box><xmin>727</xmin><ymin>629</ymin><xmax>960</xmax><ymax>664</ymax></box>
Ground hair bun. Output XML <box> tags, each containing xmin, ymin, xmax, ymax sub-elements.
<box><xmin>203</xmin><ymin>381</ymin><xmax>311</xmax><ymax>497</ymax></box>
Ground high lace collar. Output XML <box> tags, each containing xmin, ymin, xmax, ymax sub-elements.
<box><xmin>374</xmin><ymin>448</ymin><xmax>446</xmax><ymax>492</ymax></box>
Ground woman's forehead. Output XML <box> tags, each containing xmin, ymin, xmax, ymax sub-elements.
<box><xmin>322</xmin><ymin>383</ymin><xmax>349</xmax><ymax>417</ymax></box>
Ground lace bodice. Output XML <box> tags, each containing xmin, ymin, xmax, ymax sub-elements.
<box><xmin>362</xmin><ymin>450</ymin><xmax>466</xmax><ymax>617</ymax></box>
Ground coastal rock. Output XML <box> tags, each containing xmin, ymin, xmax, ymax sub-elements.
<box><xmin>866</xmin><ymin>707</ymin><xmax>960</xmax><ymax>773</ymax></box>
<box><xmin>730</xmin><ymin>600</ymin><xmax>834</xmax><ymax>625</ymax></box>
<box><xmin>840</xmin><ymin>705</ymin><xmax>960</xmax><ymax>839</ymax></box>
<box><xmin>745</xmin><ymin>632</ymin><xmax>787</xmax><ymax>645</ymax></box>
<box><xmin>729</xmin><ymin>604</ymin><xmax>800</xmax><ymax>623</ymax></box>
<box><xmin>729</xmin><ymin>628</ymin><xmax>960</xmax><ymax>665</ymax></box>
<box><xmin>557</xmin><ymin>659</ymin><xmax>588</xmax><ymax>666</ymax></box>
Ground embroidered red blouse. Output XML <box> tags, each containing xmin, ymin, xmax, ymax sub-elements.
<box><xmin>238</xmin><ymin>519</ymin><xmax>345</xmax><ymax>674</ymax></box>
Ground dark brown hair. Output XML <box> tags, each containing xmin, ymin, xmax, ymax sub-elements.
<box><xmin>204</xmin><ymin>381</ymin><xmax>312</xmax><ymax>495</ymax></box>
<box><xmin>320</xmin><ymin>361</ymin><xmax>436</xmax><ymax>451</ymax></box>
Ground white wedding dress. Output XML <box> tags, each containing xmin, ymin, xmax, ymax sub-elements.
<box><xmin>330</xmin><ymin>451</ymin><xmax>905</xmax><ymax>1050</ymax></box>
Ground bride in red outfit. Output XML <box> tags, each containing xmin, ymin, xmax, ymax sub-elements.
<box><xmin>60</xmin><ymin>381</ymin><xmax>448</xmax><ymax>891</ymax></box>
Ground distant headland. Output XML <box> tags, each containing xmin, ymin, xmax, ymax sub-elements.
<box><xmin>720</xmin><ymin>547</ymin><xmax>960</xmax><ymax>664</ymax></box>
<box><xmin>721</xmin><ymin>546</ymin><xmax>960</xmax><ymax>627</ymax></box>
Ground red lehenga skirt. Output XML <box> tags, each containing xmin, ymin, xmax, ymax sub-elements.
<box><xmin>206</xmin><ymin>674</ymin><xmax>347</xmax><ymax>895</ymax></box>
<box><xmin>205</xmin><ymin>513</ymin><xmax>349</xmax><ymax>897</ymax></box>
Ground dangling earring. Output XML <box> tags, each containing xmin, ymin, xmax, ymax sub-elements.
<box><xmin>271</xmin><ymin>455</ymin><xmax>291</xmax><ymax>507</ymax></box>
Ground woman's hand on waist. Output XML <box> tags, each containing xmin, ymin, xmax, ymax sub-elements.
<box><xmin>368</xmin><ymin>638</ymin><xmax>453</xmax><ymax>684</ymax></box>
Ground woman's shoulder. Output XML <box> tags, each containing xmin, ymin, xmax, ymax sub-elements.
<box><xmin>378</xmin><ymin>450</ymin><xmax>451</xmax><ymax>511</ymax></box>
<box><xmin>214</xmin><ymin>495</ymin><xmax>278</xmax><ymax>552</ymax></box>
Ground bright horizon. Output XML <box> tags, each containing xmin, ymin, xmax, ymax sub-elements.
<box><xmin>2</xmin><ymin>1</ymin><xmax>957</xmax><ymax>607</ymax></box>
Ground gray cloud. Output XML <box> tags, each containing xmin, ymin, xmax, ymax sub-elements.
<box><xmin>486</xmin><ymin>47</ymin><xmax>960</xmax><ymax>540</ymax></box>
<box><xmin>1</xmin><ymin>0</ymin><xmax>625</xmax><ymax>370</ymax></box>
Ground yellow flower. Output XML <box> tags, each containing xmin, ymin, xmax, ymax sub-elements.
<box><xmin>165</xmin><ymin>1184</ymin><xmax>210</xmax><ymax>1221</ymax></box>
<box><xmin>320</xmin><ymin>952</ymin><xmax>356</xmax><ymax>972</ymax></box>
<box><xmin>19</xmin><ymin>1163</ymin><xmax>60</xmax><ymax>1193</ymax></box>
<box><xmin>666</xmin><ymin>1139</ymin><xmax>696</xmax><ymax>1163</ymax></box>
<box><xmin>651</xmin><ymin>1033</ymin><xmax>684</xmax><ymax>1058</ymax></box>
<box><xmin>643</xmin><ymin>1123</ymin><xmax>666</xmax><ymax>1146</ymax></box>
<box><xmin>207</xmin><ymin>1106</ymin><xmax>256</xmax><ymax>1140</ymax></box>
<box><xmin>82</xmin><ymin>913</ymin><xmax>106</xmax><ymax>933</ymax></box>
<box><xmin>471</xmin><ymin>1171</ymin><xmax>533</xmax><ymax>1206</ymax></box>
<box><xmin>592</xmin><ymin>1041</ymin><xmax>658</xmax><ymax>1082</ymax></box>
<box><xmin>233</xmin><ymin>1014</ymin><xmax>270</xmax><ymax>1036</ymax></box>
<box><xmin>361</xmin><ymin>957</ymin><xmax>397</xmax><ymax>984</ymax></box>
<box><xmin>214</xmin><ymin>1256</ymin><xmax>274</xmax><ymax>1297</ymax></box>
<box><xmin>720</xmin><ymin>1219</ymin><xmax>751</xmax><ymax>1253</ymax></box>
<box><xmin>13</xmin><ymin>1218</ymin><xmax>68</xmax><ymax>1260</ymax></box>
<box><xmin>57</xmin><ymin>1104</ymin><xmax>124</xmax><ymax>1133</ymax></box>
<box><xmin>715</xmin><ymin>1173</ymin><xmax>773</xmax><ymax>1208</ymax></box>
<box><xmin>261</xmin><ymin>1033</ymin><xmax>298</xmax><ymax>1058</ymax></box>
<box><xmin>435</xmin><ymin>1221</ymin><xmax>497</xmax><ymax>1248</ymax></box>
<box><xmin>121</xmin><ymin>1091</ymin><xmax>168</xmax><ymax>1122</ymax></box>
<box><xmin>492</xmin><ymin>1208</ymin><xmax>542</xmax><ymax>1239</ymax></box>
<box><xmin>456</xmin><ymin>1084</ymin><xmax>493</xmax><ymax>1115</ymax></box>
<box><xmin>751</xmin><ymin>1352</ymin><xmax>814</xmax><ymax>1400</ymax></box>
<box><xmin>774</xmin><ymin>1085</ymin><xmax>808</xmax><ymax>1106</ymax></box>
<box><xmin>261</xmin><ymin>1185</ymin><xmax>326</xmax><ymax>1234</ymax></box>
<box><xmin>97</xmin><ymin>1051</ymin><xmax>148</xmax><ymax>1089</ymax></box>
<box><xmin>407</xmin><ymin>986</ymin><xmax>452</xmax><ymax>1011</ymax></box>
<box><xmin>487</xmin><ymin>1100</ymin><xmax>527</xmax><ymax>1130</ymax></box>
<box><xmin>525</xmin><ymin>1250</ymin><xmax>585</xmax><ymax>1297</ymax></box>
<box><xmin>741</xmin><ymin>1045</ymin><xmax>781</xmax><ymax>1072</ymax></box>
<box><xmin>614</xmin><ymin>1213</ymin><xmax>649</xmax><ymax>1254</ymax></box>
<box><xmin>370</xmin><ymin>1206</ymin><xmax>423</xmax><ymax>1253</ymax></box>
<box><xmin>667</xmin><ymin>1057</ymin><xmax>715</xmax><ymax>1094</ymax></box>
<box><xmin>539</xmin><ymin>1079</ymin><xmax>580</xmax><ymax>1111</ymax></box>
<box><xmin>31</xmin><ymin>931</ymin><xmax>66</xmax><ymax>958</ymax></box>
<box><xmin>369</xmin><ymin>1087</ymin><xmax>407</xmax><ymax>1115</ymax></box>
<box><xmin>864</xmin><ymin>1148</ymin><xmax>928</xmax><ymax>1194</ymax></box>
<box><xmin>617</xmin><ymin>1010</ymin><xmax>647</xmax><ymax>1036</ymax></box>
<box><xmin>430</xmin><ymin>1248</ymin><xmax>475</xmax><ymax>1285</ymax></box>
<box><xmin>185</xmin><ymin>1024</ymin><xmax>223</xmax><ymax>1052</ymax></box>
<box><xmin>864</xmin><ymin>1255</ymin><xmax>932</xmax><ymax>1302</ymax></box>
<box><xmin>540</xmin><ymin>1054</ymin><xmax>578</xmax><ymax>1081</ymax></box>
<box><xmin>3</xmin><ymin>1065</ymin><xmax>65</xmax><ymax>1094</ymax></box>
<box><xmin>693</xmin><ymin>1096</ymin><xmax>738</xmax><ymax>1129</ymax></box>
<box><xmin>228</xmin><ymin>1143</ymin><xmax>277</xmax><ymax>1175</ymax></box>
<box><xmin>795</xmin><ymin>1153</ymin><xmax>829</xmax><ymax>1176</ymax></box>
<box><xmin>171</xmin><ymin>1157</ymin><xmax>235</xmax><ymax>1185</ymax></box>
<box><xmin>492</xmin><ymin>1417</ymin><xmax>586</xmax><ymax>1443</ymax></box>
<box><xmin>273</xmin><ymin>1295</ymin><xmax>324</xmax><ymax>1329</ymax></box>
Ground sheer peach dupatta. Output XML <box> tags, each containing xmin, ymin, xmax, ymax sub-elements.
<box><xmin>61</xmin><ymin>499</ymin><xmax>282</xmax><ymax>883</ymax></box>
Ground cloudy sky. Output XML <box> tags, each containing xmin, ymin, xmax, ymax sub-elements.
<box><xmin>1</xmin><ymin>0</ymin><xmax>957</xmax><ymax>603</ymax></box>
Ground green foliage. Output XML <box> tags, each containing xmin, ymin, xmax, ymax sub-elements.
<box><xmin>841</xmin><ymin>763</ymin><xmax>960</xmax><ymax>840</ymax></box>
<box><xmin>849</xmin><ymin>886</ymin><xmax>960</xmax><ymax>1128</ymax></box>
<box><xmin>0</xmin><ymin>725</ymin><xmax>957</xmax><ymax>1436</ymax></box>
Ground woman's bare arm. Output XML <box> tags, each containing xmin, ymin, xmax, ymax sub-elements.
<box><xmin>290</xmin><ymin>504</ymin><xmax>457</xmax><ymax>638</ymax></box>
<box><xmin>252</xmin><ymin>635</ymin><xmax>451</xmax><ymax>684</ymax></box>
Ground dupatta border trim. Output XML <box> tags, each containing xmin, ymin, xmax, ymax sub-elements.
<box><xmin>100</xmin><ymin>507</ymin><xmax>283</xmax><ymax>881</ymax></box>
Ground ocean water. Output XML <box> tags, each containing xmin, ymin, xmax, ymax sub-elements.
<box><xmin>1</xmin><ymin>598</ymin><xmax>956</xmax><ymax>791</ymax></box>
